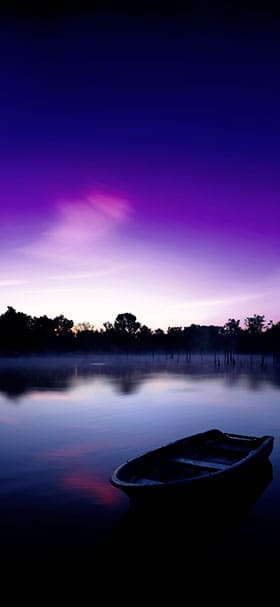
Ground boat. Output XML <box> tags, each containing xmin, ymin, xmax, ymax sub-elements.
<box><xmin>107</xmin><ymin>460</ymin><xmax>273</xmax><ymax>561</ymax></box>
<box><xmin>110</xmin><ymin>429</ymin><xmax>274</xmax><ymax>500</ymax></box>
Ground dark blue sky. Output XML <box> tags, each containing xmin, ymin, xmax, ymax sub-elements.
<box><xmin>1</xmin><ymin>3</ymin><xmax>280</xmax><ymax>328</ymax></box>
<box><xmin>2</xmin><ymin>5</ymin><xmax>280</xmax><ymax>159</ymax></box>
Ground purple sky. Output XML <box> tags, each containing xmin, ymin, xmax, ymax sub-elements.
<box><xmin>1</xmin><ymin>6</ymin><xmax>280</xmax><ymax>329</ymax></box>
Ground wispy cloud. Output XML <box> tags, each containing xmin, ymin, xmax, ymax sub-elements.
<box><xmin>20</xmin><ymin>192</ymin><xmax>131</xmax><ymax>264</ymax></box>
<box><xmin>47</xmin><ymin>266</ymin><xmax>128</xmax><ymax>280</ymax></box>
<box><xmin>0</xmin><ymin>279</ymin><xmax>29</xmax><ymax>287</ymax></box>
<box><xmin>176</xmin><ymin>291</ymin><xmax>273</xmax><ymax>310</ymax></box>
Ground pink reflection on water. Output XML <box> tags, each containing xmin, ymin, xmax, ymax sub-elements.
<box><xmin>61</xmin><ymin>470</ymin><xmax>120</xmax><ymax>506</ymax></box>
<box><xmin>40</xmin><ymin>436</ymin><xmax>139</xmax><ymax>461</ymax></box>
<box><xmin>0</xmin><ymin>416</ymin><xmax>18</xmax><ymax>425</ymax></box>
<box><xmin>41</xmin><ymin>442</ymin><xmax>99</xmax><ymax>459</ymax></box>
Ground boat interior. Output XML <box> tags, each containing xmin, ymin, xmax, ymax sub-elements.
<box><xmin>119</xmin><ymin>430</ymin><xmax>264</xmax><ymax>484</ymax></box>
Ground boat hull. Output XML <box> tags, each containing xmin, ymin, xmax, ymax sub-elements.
<box><xmin>110</xmin><ymin>429</ymin><xmax>274</xmax><ymax>501</ymax></box>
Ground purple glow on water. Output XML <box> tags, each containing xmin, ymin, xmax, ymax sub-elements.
<box><xmin>0</xmin><ymin>357</ymin><xmax>278</xmax><ymax>560</ymax></box>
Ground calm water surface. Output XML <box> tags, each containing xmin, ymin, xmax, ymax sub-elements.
<box><xmin>0</xmin><ymin>354</ymin><xmax>279</xmax><ymax>570</ymax></box>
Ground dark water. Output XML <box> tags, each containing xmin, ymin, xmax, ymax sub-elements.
<box><xmin>0</xmin><ymin>354</ymin><xmax>279</xmax><ymax>579</ymax></box>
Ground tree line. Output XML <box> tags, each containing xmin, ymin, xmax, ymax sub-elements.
<box><xmin>0</xmin><ymin>306</ymin><xmax>279</xmax><ymax>357</ymax></box>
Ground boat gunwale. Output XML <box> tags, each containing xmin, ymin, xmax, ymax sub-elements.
<box><xmin>110</xmin><ymin>430</ymin><xmax>274</xmax><ymax>490</ymax></box>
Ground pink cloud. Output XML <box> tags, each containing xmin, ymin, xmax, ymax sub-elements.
<box><xmin>89</xmin><ymin>193</ymin><xmax>130</xmax><ymax>222</ymax></box>
<box><xmin>21</xmin><ymin>192</ymin><xmax>131</xmax><ymax>263</ymax></box>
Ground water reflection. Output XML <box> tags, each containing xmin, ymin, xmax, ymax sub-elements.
<box><xmin>0</xmin><ymin>354</ymin><xmax>280</xmax><ymax>400</ymax></box>
<box><xmin>61</xmin><ymin>470</ymin><xmax>120</xmax><ymax>506</ymax></box>
<box><xmin>0</xmin><ymin>355</ymin><xmax>278</xmax><ymax>564</ymax></box>
<box><xmin>101</xmin><ymin>459</ymin><xmax>273</xmax><ymax>568</ymax></box>
<box><xmin>0</xmin><ymin>367</ymin><xmax>73</xmax><ymax>400</ymax></box>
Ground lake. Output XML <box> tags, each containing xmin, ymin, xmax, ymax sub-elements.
<box><xmin>0</xmin><ymin>353</ymin><xmax>279</xmax><ymax>574</ymax></box>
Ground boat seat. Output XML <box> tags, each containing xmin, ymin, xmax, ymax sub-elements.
<box><xmin>170</xmin><ymin>457</ymin><xmax>229</xmax><ymax>470</ymax></box>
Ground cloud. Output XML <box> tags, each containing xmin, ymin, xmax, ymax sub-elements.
<box><xmin>21</xmin><ymin>192</ymin><xmax>130</xmax><ymax>264</ymax></box>
<box><xmin>0</xmin><ymin>279</ymin><xmax>29</xmax><ymax>287</ymax></box>
<box><xmin>175</xmin><ymin>291</ymin><xmax>271</xmax><ymax>310</ymax></box>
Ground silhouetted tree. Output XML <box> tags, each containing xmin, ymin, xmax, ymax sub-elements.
<box><xmin>167</xmin><ymin>326</ymin><xmax>183</xmax><ymax>352</ymax></box>
<box><xmin>103</xmin><ymin>321</ymin><xmax>114</xmax><ymax>333</ymax></box>
<box><xmin>1</xmin><ymin>305</ymin><xmax>280</xmax><ymax>357</ymax></box>
<box><xmin>152</xmin><ymin>328</ymin><xmax>165</xmax><ymax>351</ymax></box>
<box><xmin>73</xmin><ymin>322</ymin><xmax>94</xmax><ymax>334</ymax></box>
<box><xmin>114</xmin><ymin>313</ymin><xmax>141</xmax><ymax>335</ymax></box>
<box><xmin>31</xmin><ymin>315</ymin><xmax>57</xmax><ymax>350</ymax></box>
<box><xmin>263</xmin><ymin>321</ymin><xmax>280</xmax><ymax>361</ymax></box>
<box><xmin>244</xmin><ymin>314</ymin><xmax>266</xmax><ymax>334</ymax></box>
<box><xmin>112</xmin><ymin>313</ymin><xmax>140</xmax><ymax>351</ymax></box>
<box><xmin>223</xmin><ymin>318</ymin><xmax>241</xmax><ymax>361</ymax></box>
<box><xmin>53</xmin><ymin>315</ymin><xmax>74</xmax><ymax>336</ymax></box>
<box><xmin>223</xmin><ymin>318</ymin><xmax>241</xmax><ymax>335</ymax></box>
<box><xmin>74</xmin><ymin>322</ymin><xmax>97</xmax><ymax>351</ymax></box>
<box><xmin>137</xmin><ymin>325</ymin><xmax>152</xmax><ymax>351</ymax></box>
<box><xmin>244</xmin><ymin>315</ymin><xmax>266</xmax><ymax>355</ymax></box>
<box><xmin>0</xmin><ymin>306</ymin><xmax>32</xmax><ymax>352</ymax></box>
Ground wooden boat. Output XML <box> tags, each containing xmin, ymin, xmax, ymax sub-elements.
<box><xmin>108</xmin><ymin>460</ymin><xmax>273</xmax><ymax>559</ymax></box>
<box><xmin>110</xmin><ymin>429</ymin><xmax>274</xmax><ymax>499</ymax></box>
